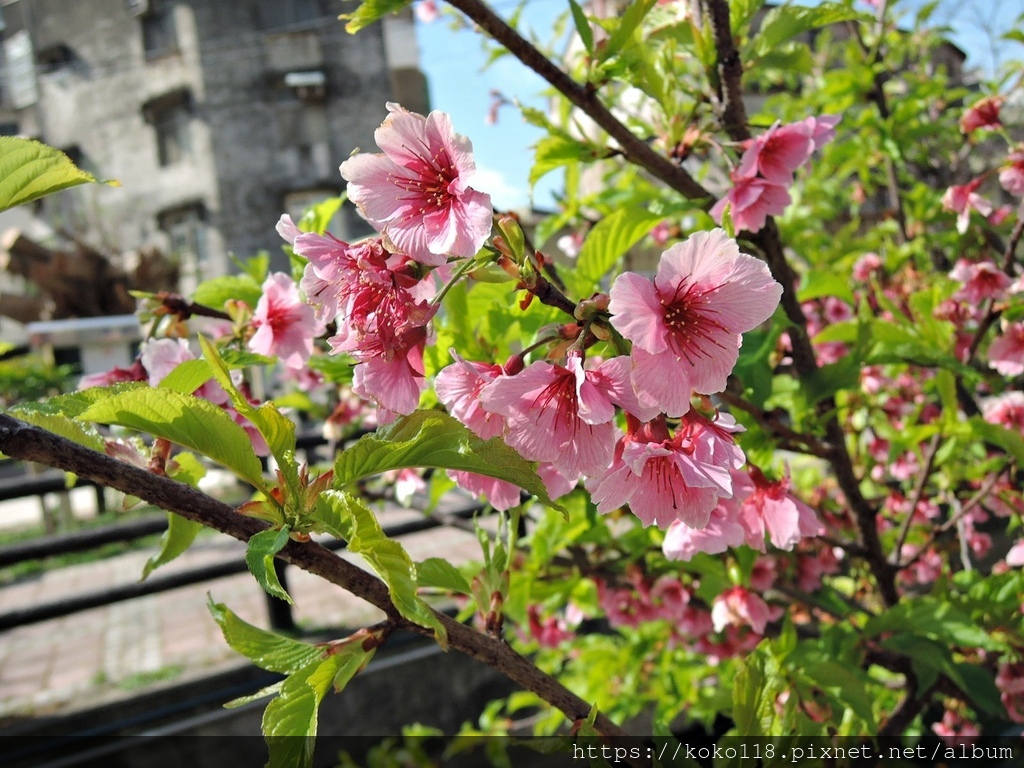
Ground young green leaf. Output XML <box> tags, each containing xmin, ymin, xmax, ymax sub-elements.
<box><xmin>568</xmin><ymin>0</ymin><xmax>594</xmax><ymax>56</ymax></box>
<box><xmin>340</xmin><ymin>0</ymin><xmax>412</xmax><ymax>33</ymax></box>
<box><xmin>318</xmin><ymin>491</ymin><xmax>448</xmax><ymax>649</ymax></box>
<box><xmin>246</xmin><ymin>527</ymin><xmax>294</xmax><ymax>604</ymax></box>
<box><xmin>333</xmin><ymin>410</ymin><xmax>566</xmax><ymax>515</ymax></box>
<box><xmin>199</xmin><ymin>336</ymin><xmax>298</xmax><ymax>486</ymax></box>
<box><xmin>574</xmin><ymin>207</ymin><xmax>665</xmax><ymax>292</ymax></box>
<box><xmin>7</xmin><ymin>403</ymin><xmax>105</xmax><ymax>453</ymax></box>
<box><xmin>191</xmin><ymin>274</ymin><xmax>262</xmax><ymax>310</ymax></box>
<box><xmin>417</xmin><ymin>557</ymin><xmax>472</xmax><ymax>595</ymax></box>
<box><xmin>77</xmin><ymin>387</ymin><xmax>267</xmax><ymax>489</ymax></box>
<box><xmin>142</xmin><ymin>514</ymin><xmax>203</xmax><ymax>580</ymax></box>
<box><xmin>209</xmin><ymin>598</ymin><xmax>325</xmax><ymax>674</ymax></box>
<box><xmin>0</xmin><ymin>136</ymin><xmax>110</xmax><ymax>212</ymax></box>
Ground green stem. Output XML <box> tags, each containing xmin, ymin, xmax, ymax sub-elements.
<box><xmin>430</xmin><ymin>257</ymin><xmax>478</xmax><ymax>306</ymax></box>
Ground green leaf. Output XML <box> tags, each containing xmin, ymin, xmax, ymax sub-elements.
<box><xmin>7</xmin><ymin>402</ymin><xmax>105</xmax><ymax>452</ymax></box>
<box><xmin>0</xmin><ymin>136</ymin><xmax>107</xmax><ymax>212</ymax></box>
<box><xmin>969</xmin><ymin>417</ymin><xmax>1024</xmax><ymax>466</ymax></box>
<box><xmin>158</xmin><ymin>359</ymin><xmax>214</xmax><ymax>395</ymax></box>
<box><xmin>530</xmin><ymin>135</ymin><xmax>595</xmax><ymax>186</ymax></box>
<box><xmin>341</xmin><ymin>0</ymin><xmax>412</xmax><ymax>33</ymax></box>
<box><xmin>318</xmin><ymin>491</ymin><xmax>448</xmax><ymax>649</ymax></box>
<box><xmin>568</xmin><ymin>0</ymin><xmax>594</xmax><ymax>56</ymax></box>
<box><xmin>601</xmin><ymin>0</ymin><xmax>657</xmax><ymax>61</ymax></box>
<box><xmin>262</xmin><ymin>641</ymin><xmax>374</xmax><ymax>767</ymax></box>
<box><xmin>245</xmin><ymin>527</ymin><xmax>294</xmax><ymax>604</ymax></box>
<box><xmin>209</xmin><ymin>599</ymin><xmax>324</xmax><ymax>674</ymax></box>
<box><xmin>864</xmin><ymin>598</ymin><xmax>1001</xmax><ymax>651</ymax></box>
<box><xmin>417</xmin><ymin>557</ymin><xmax>472</xmax><ymax>595</ymax></box>
<box><xmin>801</xmin><ymin>661</ymin><xmax>875</xmax><ymax>730</ymax></box>
<box><xmin>199</xmin><ymin>336</ymin><xmax>298</xmax><ymax>487</ymax></box>
<box><xmin>78</xmin><ymin>387</ymin><xmax>267</xmax><ymax>490</ymax></box>
<box><xmin>333</xmin><ymin>410</ymin><xmax>565</xmax><ymax>514</ymax></box>
<box><xmin>143</xmin><ymin>514</ymin><xmax>202</xmax><ymax>580</ymax></box>
<box><xmin>191</xmin><ymin>274</ymin><xmax>262</xmax><ymax>310</ymax></box>
<box><xmin>574</xmin><ymin>207</ymin><xmax>664</xmax><ymax>289</ymax></box>
<box><xmin>298</xmin><ymin>195</ymin><xmax>344</xmax><ymax>236</ymax></box>
<box><xmin>796</xmin><ymin>270</ymin><xmax>855</xmax><ymax>305</ymax></box>
<box><xmin>731</xmin><ymin>646</ymin><xmax>783</xmax><ymax>736</ymax></box>
<box><xmin>750</xmin><ymin>3</ymin><xmax>863</xmax><ymax>60</ymax></box>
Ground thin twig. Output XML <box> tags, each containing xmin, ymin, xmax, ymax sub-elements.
<box><xmin>898</xmin><ymin>468</ymin><xmax>1006</xmax><ymax>570</ymax></box>
<box><xmin>717</xmin><ymin>389</ymin><xmax>832</xmax><ymax>459</ymax></box>
<box><xmin>890</xmin><ymin>433</ymin><xmax>942</xmax><ymax>563</ymax></box>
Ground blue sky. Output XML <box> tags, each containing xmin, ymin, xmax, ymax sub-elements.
<box><xmin>413</xmin><ymin>0</ymin><xmax>1024</xmax><ymax>212</ymax></box>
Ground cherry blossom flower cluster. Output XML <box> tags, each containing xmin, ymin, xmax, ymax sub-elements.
<box><xmin>943</xmin><ymin>97</ymin><xmax>1024</xmax><ymax>233</ymax></box>
<box><xmin>711</xmin><ymin>115</ymin><xmax>839</xmax><ymax>233</ymax></box>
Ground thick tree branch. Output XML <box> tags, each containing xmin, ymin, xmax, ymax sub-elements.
<box><xmin>0</xmin><ymin>414</ymin><xmax>628</xmax><ymax>739</ymax></box>
<box><xmin>444</xmin><ymin>0</ymin><xmax>712</xmax><ymax>202</ymax></box>
<box><xmin>700</xmin><ymin>0</ymin><xmax>749</xmax><ymax>140</ymax></box>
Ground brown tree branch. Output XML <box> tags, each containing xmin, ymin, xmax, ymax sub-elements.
<box><xmin>700</xmin><ymin>0</ymin><xmax>749</xmax><ymax>140</ymax></box>
<box><xmin>444</xmin><ymin>0</ymin><xmax>712</xmax><ymax>202</ymax></box>
<box><xmin>0</xmin><ymin>413</ymin><xmax>629</xmax><ymax>739</ymax></box>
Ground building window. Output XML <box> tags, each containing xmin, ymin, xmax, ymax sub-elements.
<box><xmin>259</xmin><ymin>0</ymin><xmax>321</xmax><ymax>30</ymax></box>
<box><xmin>159</xmin><ymin>204</ymin><xmax>208</xmax><ymax>292</ymax></box>
<box><xmin>143</xmin><ymin>89</ymin><xmax>192</xmax><ymax>166</ymax></box>
<box><xmin>141</xmin><ymin>1</ymin><xmax>178</xmax><ymax>60</ymax></box>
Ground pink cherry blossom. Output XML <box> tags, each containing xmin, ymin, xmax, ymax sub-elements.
<box><xmin>435</xmin><ymin>352</ymin><xmax>505</xmax><ymax>439</ymax></box>
<box><xmin>449</xmin><ymin>470</ymin><xmax>522</xmax><ymax>511</ymax></box>
<box><xmin>588</xmin><ymin>412</ymin><xmax>744</xmax><ymax>529</ymax></box>
<box><xmin>414</xmin><ymin>0</ymin><xmax>439</xmax><ymax>23</ymax></box>
<box><xmin>537</xmin><ymin>462</ymin><xmax>578</xmax><ymax>500</ymax></box>
<box><xmin>350</xmin><ymin>328</ymin><xmax>429</xmax><ymax>414</ymax></box>
<box><xmin>736</xmin><ymin>116</ymin><xmax>839</xmax><ymax>185</ymax></box>
<box><xmin>737</xmin><ymin>467</ymin><xmax>823</xmax><ymax>552</ymax></box>
<box><xmin>982</xmin><ymin>391</ymin><xmax>1024</xmax><ymax>430</ymax></box>
<box><xmin>996</xmin><ymin>662</ymin><xmax>1024</xmax><ymax>723</ymax></box>
<box><xmin>852</xmin><ymin>252</ymin><xmax>882</xmax><ymax>282</ymax></box>
<box><xmin>340</xmin><ymin>103</ymin><xmax>493</xmax><ymax>266</ymax></box>
<box><xmin>140</xmin><ymin>338</ymin><xmax>194</xmax><ymax>387</ymax></box>
<box><xmin>662</xmin><ymin>500</ymin><xmax>747</xmax><ymax>561</ymax></box>
<box><xmin>999</xmin><ymin>150</ymin><xmax>1024</xmax><ymax>196</ymax></box>
<box><xmin>949</xmin><ymin>258</ymin><xmax>1011</xmax><ymax>304</ymax></box>
<box><xmin>737</xmin><ymin>122</ymin><xmax>813</xmax><ymax>185</ymax></box>
<box><xmin>526</xmin><ymin>605</ymin><xmax>575</xmax><ymax>648</ymax></box>
<box><xmin>710</xmin><ymin>175</ymin><xmax>791</xmax><ymax>234</ymax></box>
<box><xmin>79</xmin><ymin>360</ymin><xmax>147</xmax><ymax>389</ymax></box>
<box><xmin>711</xmin><ymin>586</ymin><xmax>769</xmax><ymax>635</ymax></box>
<box><xmin>1006</xmin><ymin>540</ymin><xmax>1024</xmax><ymax>567</ymax></box>
<box><xmin>608</xmin><ymin>229</ymin><xmax>782</xmax><ymax>416</ymax></box>
<box><xmin>960</xmin><ymin>95</ymin><xmax>1004</xmax><ymax>134</ymax></box>
<box><xmin>249</xmin><ymin>272</ymin><xmax>325</xmax><ymax>369</ymax></box>
<box><xmin>942</xmin><ymin>179</ymin><xmax>994</xmax><ymax>234</ymax></box>
<box><xmin>479</xmin><ymin>352</ymin><xmax>618</xmax><ymax>478</ymax></box>
<box><xmin>988</xmin><ymin>321</ymin><xmax>1024</xmax><ymax>377</ymax></box>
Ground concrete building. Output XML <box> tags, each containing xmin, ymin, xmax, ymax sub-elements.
<box><xmin>0</xmin><ymin>0</ymin><xmax>427</xmax><ymax>300</ymax></box>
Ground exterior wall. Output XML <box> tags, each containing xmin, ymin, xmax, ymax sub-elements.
<box><xmin>0</xmin><ymin>0</ymin><xmax>414</xmax><ymax>291</ymax></box>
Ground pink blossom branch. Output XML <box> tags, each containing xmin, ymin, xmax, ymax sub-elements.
<box><xmin>698</xmin><ymin>0</ymin><xmax>896</xmax><ymax>606</ymax></box>
<box><xmin>717</xmin><ymin>389</ymin><xmax>832</xmax><ymax>459</ymax></box>
<box><xmin>0</xmin><ymin>413</ymin><xmax>629</xmax><ymax>739</ymax></box>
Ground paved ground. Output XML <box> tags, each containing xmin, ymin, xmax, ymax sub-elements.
<box><xmin>0</xmin><ymin>489</ymin><xmax>482</xmax><ymax>722</ymax></box>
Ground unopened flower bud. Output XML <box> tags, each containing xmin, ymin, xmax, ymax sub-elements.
<box><xmin>496</xmin><ymin>215</ymin><xmax>527</xmax><ymax>263</ymax></box>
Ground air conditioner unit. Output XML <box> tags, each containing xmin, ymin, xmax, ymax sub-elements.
<box><xmin>126</xmin><ymin>0</ymin><xmax>150</xmax><ymax>17</ymax></box>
